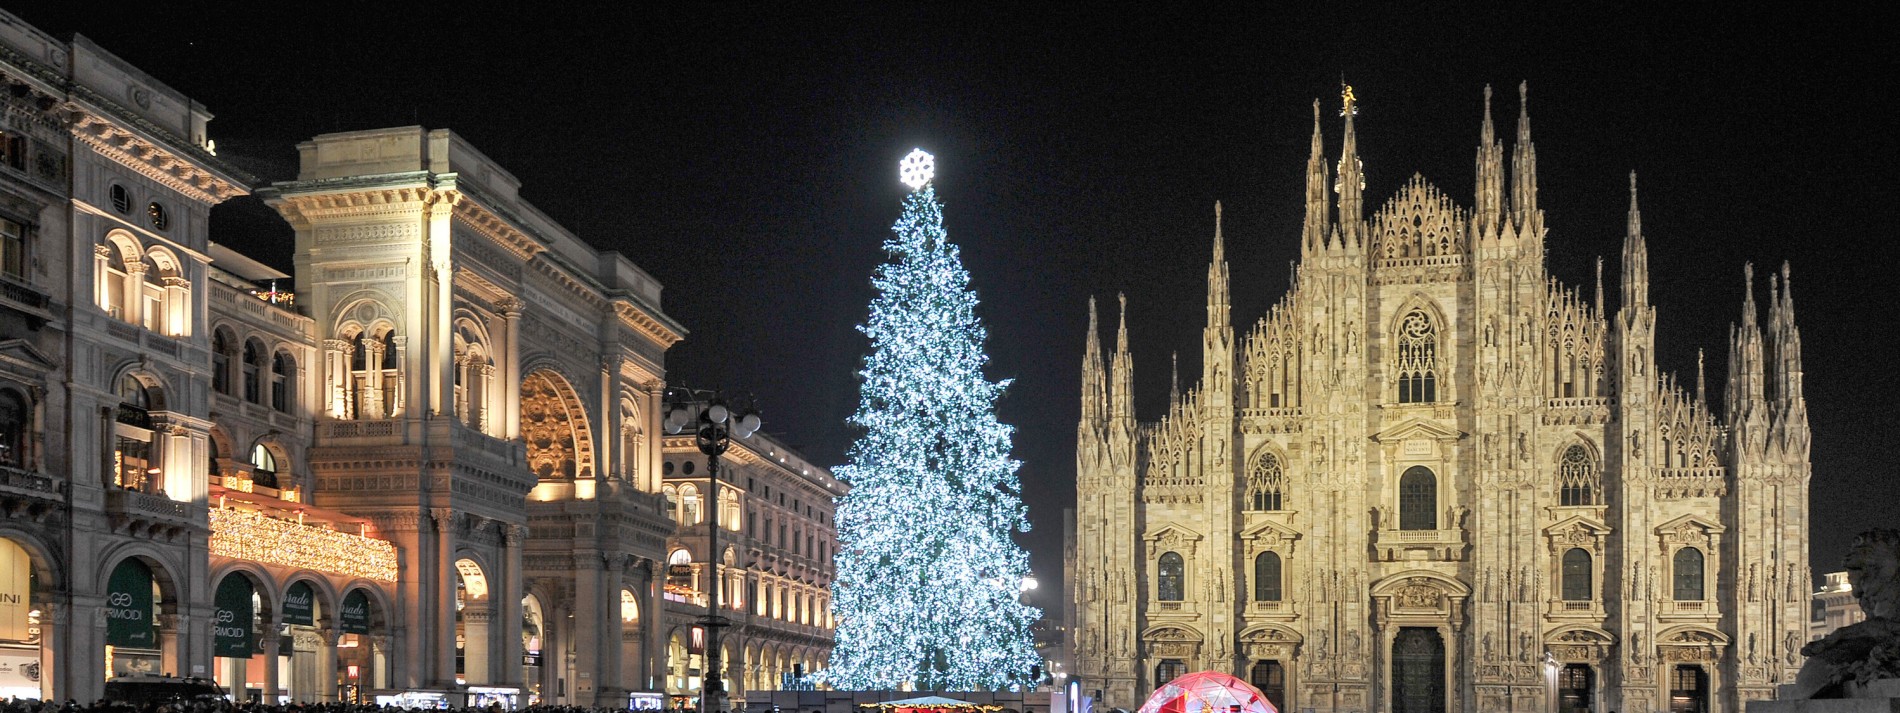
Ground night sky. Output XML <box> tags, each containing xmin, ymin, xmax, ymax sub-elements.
<box><xmin>17</xmin><ymin>4</ymin><xmax>1894</xmax><ymax>612</ymax></box>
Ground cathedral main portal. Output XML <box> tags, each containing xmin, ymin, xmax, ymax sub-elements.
<box><xmin>1392</xmin><ymin>627</ymin><xmax>1446</xmax><ymax>713</ymax></box>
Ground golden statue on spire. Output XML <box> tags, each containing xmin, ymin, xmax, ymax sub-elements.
<box><xmin>1341</xmin><ymin>82</ymin><xmax>1359</xmax><ymax>117</ymax></box>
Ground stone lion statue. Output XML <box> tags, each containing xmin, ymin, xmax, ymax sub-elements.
<box><xmin>1791</xmin><ymin>528</ymin><xmax>1900</xmax><ymax>698</ymax></box>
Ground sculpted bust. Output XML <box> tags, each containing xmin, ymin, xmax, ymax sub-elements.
<box><xmin>1791</xmin><ymin>528</ymin><xmax>1900</xmax><ymax>699</ymax></box>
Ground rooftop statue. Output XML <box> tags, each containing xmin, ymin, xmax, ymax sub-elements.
<box><xmin>1792</xmin><ymin>529</ymin><xmax>1900</xmax><ymax>698</ymax></box>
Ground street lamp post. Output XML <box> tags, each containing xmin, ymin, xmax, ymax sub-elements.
<box><xmin>665</xmin><ymin>390</ymin><xmax>761</xmax><ymax>713</ymax></box>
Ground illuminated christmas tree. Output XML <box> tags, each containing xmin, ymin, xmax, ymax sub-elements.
<box><xmin>824</xmin><ymin>150</ymin><xmax>1042</xmax><ymax>691</ymax></box>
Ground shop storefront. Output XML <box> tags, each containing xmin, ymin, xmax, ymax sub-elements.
<box><xmin>0</xmin><ymin>538</ymin><xmax>42</xmax><ymax>700</ymax></box>
<box><xmin>104</xmin><ymin>559</ymin><xmax>161</xmax><ymax>680</ymax></box>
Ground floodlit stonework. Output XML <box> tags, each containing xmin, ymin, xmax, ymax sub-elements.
<box><xmin>1071</xmin><ymin>85</ymin><xmax>1812</xmax><ymax>713</ymax></box>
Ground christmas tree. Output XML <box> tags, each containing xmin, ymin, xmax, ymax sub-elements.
<box><xmin>824</xmin><ymin>150</ymin><xmax>1043</xmax><ymax>691</ymax></box>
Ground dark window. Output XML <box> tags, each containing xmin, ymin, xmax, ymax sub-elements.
<box><xmin>1399</xmin><ymin>466</ymin><xmax>1437</xmax><ymax>530</ymax></box>
<box><xmin>1154</xmin><ymin>659</ymin><xmax>1186</xmax><ymax>686</ymax></box>
<box><xmin>1562</xmin><ymin>548</ymin><xmax>1592</xmax><ymax>601</ymax></box>
<box><xmin>211</xmin><ymin>330</ymin><xmax>234</xmax><ymax>395</ymax></box>
<box><xmin>1674</xmin><ymin>547</ymin><xmax>1705</xmax><ymax>600</ymax></box>
<box><xmin>110</xmin><ymin>185</ymin><xmax>132</xmax><ymax>214</ymax></box>
<box><xmin>683</xmin><ymin>461</ymin><xmax>695</xmax><ymax>475</ymax></box>
<box><xmin>1250</xmin><ymin>660</ymin><xmax>1285</xmax><ymax>711</ymax></box>
<box><xmin>0</xmin><ymin>390</ymin><xmax>27</xmax><ymax>469</ymax></box>
<box><xmin>1157</xmin><ymin>552</ymin><xmax>1184</xmax><ymax>602</ymax></box>
<box><xmin>0</xmin><ymin>217</ymin><xmax>23</xmax><ymax>280</ymax></box>
<box><xmin>271</xmin><ymin>352</ymin><xmax>292</xmax><ymax>412</ymax></box>
<box><xmin>1669</xmin><ymin>665</ymin><xmax>1707</xmax><ymax>713</ymax></box>
<box><xmin>0</xmin><ymin>131</ymin><xmax>24</xmax><ymax>171</ymax></box>
<box><xmin>1254</xmin><ymin>552</ymin><xmax>1282</xmax><ymax>602</ymax></box>
<box><xmin>380</xmin><ymin>331</ymin><xmax>398</xmax><ymax>370</ymax></box>
<box><xmin>251</xmin><ymin>444</ymin><xmax>278</xmax><ymax>490</ymax></box>
<box><xmin>1558</xmin><ymin>664</ymin><xmax>1594</xmax><ymax>713</ymax></box>
<box><xmin>662</xmin><ymin>461</ymin><xmax>674</xmax><ymax>476</ymax></box>
<box><xmin>146</xmin><ymin>202</ymin><xmax>168</xmax><ymax>231</ymax></box>
<box><xmin>242</xmin><ymin>339</ymin><xmax>263</xmax><ymax>403</ymax></box>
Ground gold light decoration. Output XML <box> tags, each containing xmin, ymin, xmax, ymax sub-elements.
<box><xmin>209</xmin><ymin>507</ymin><xmax>399</xmax><ymax>581</ymax></box>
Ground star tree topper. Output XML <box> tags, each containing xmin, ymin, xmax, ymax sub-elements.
<box><xmin>899</xmin><ymin>148</ymin><xmax>935</xmax><ymax>190</ymax></box>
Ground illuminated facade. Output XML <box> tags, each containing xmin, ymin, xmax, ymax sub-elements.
<box><xmin>1071</xmin><ymin>86</ymin><xmax>1812</xmax><ymax>713</ymax></box>
<box><xmin>1</xmin><ymin>9</ymin><xmax>687</xmax><ymax>706</ymax></box>
<box><xmin>658</xmin><ymin>426</ymin><xmax>843</xmax><ymax>707</ymax></box>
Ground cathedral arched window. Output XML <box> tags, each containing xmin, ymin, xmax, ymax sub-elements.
<box><xmin>1558</xmin><ymin>445</ymin><xmax>1598</xmax><ymax>506</ymax></box>
<box><xmin>1246</xmin><ymin>452</ymin><xmax>1286</xmax><ymax>511</ymax></box>
<box><xmin>1254</xmin><ymin>552</ymin><xmax>1282</xmax><ymax>602</ymax></box>
<box><xmin>1674</xmin><ymin>547</ymin><xmax>1705</xmax><ymax>601</ymax></box>
<box><xmin>1395</xmin><ymin>309</ymin><xmax>1438</xmax><ymax>403</ymax></box>
<box><xmin>1561</xmin><ymin>548</ymin><xmax>1592</xmax><ymax>601</ymax></box>
<box><xmin>1157</xmin><ymin>552</ymin><xmax>1185</xmax><ymax>602</ymax></box>
<box><xmin>1399</xmin><ymin>466</ymin><xmax>1437</xmax><ymax>530</ymax></box>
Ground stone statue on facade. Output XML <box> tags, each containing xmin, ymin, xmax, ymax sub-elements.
<box><xmin>1790</xmin><ymin>529</ymin><xmax>1900</xmax><ymax>699</ymax></box>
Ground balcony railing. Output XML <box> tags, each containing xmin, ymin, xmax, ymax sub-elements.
<box><xmin>0</xmin><ymin>465</ymin><xmax>61</xmax><ymax>496</ymax></box>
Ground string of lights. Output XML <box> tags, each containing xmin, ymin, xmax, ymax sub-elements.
<box><xmin>208</xmin><ymin>507</ymin><xmax>399</xmax><ymax>582</ymax></box>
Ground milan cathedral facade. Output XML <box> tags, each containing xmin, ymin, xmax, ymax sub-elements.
<box><xmin>1070</xmin><ymin>85</ymin><xmax>1812</xmax><ymax>713</ymax></box>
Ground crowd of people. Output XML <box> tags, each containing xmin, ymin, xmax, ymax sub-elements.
<box><xmin>2</xmin><ymin>701</ymin><xmax>641</xmax><ymax>713</ymax></box>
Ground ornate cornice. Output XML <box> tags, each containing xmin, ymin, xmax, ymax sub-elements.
<box><xmin>613</xmin><ymin>299</ymin><xmax>685</xmax><ymax>349</ymax></box>
<box><xmin>268</xmin><ymin>184</ymin><xmax>433</xmax><ymax>228</ymax></box>
<box><xmin>450</xmin><ymin>194</ymin><xmax>545</xmax><ymax>261</ymax></box>
<box><xmin>68</xmin><ymin>110</ymin><xmax>247</xmax><ymax>204</ymax></box>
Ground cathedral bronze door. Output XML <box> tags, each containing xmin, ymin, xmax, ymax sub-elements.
<box><xmin>1669</xmin><ymin>665</ymin><xmax>1708</xmax><ymax>713</ymax></box>
<box><xmin>1392</xmin><ymin>627</ymin><xmax>1445</xmax><ymax>713</ymax></box>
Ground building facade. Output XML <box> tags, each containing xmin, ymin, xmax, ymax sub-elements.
<box><xmin>1</xmin><ymin>10</ymin><xmax>697</xmax><ymax>706</ymax></box>
<box><xmin>1809</xmin><ymin>572</ymin><xmax>1862</xmax><ymax>643</ymax></box>
<box><xmin>1071</xmin><ymin>86</ymin><xmax>1812</xmax><ymax>713</ymax></box>
<box><xmin>658</xmin><ymin>424</ymin><xmax>842</xmax><ymax>709</ymax></box>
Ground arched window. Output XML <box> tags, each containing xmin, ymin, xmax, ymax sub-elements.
<box><xmin>379</xmin><ymin>331</ymin><xmax>400</xmax><ymax>415</ymax></box>
<box><xmin>1559</xmin><ymin>445</ymin><xmax>1598</xmax><ymax>506</ymax></box>
<box><xmin>211</xmin><ymin>329</ymin><xmax>235</xmax><ymax>395</ymax></box>
<box><xmin>0</xmin><ymin>389</ymin><xmax>28</xmax><ymax>469</ymax></box>
<box><xmin>1395</xmin><ymin>309</ymin><xmax>1439</xmax><ymax>403</ymax></box>
<box><xmin>1254</xmin><ymin>552</ymin><xmax>1282</xmax><ymax>602</ymax></box>
<box><xmin>1674</xmin><ymin>547</ymin><xmax>1705</xmax><ymax>600</ymax></box>
<box><xmin>1246</xmin><ymin>452</ymin><xmax>1286</xmax><ymax>511</ymax></box>
<box><xmin>1157</xmin><ymin>552</ymin><xmax>1185</xmax><ymax>602</ymax></box>
<box><xmin>242</xmin><ymin>339</ymin><xmax>264</xmax><ymax>403</ymax></box>
<box><xmin>1562</xmin><ymin>548</ymin><xmax>1592</xmax><ymax>601</ymax></box>
<box><xmin>1399</xmin><ymin>466</ymin><xmax>1437</xmax><ymax>530</ymax></box>
<box><xmin>271</xmin><ymin>352</ymin><xmax>293</xmax><ymax>412</ymax></box>
<box><xmin>661</xmin><ymin>484</ymin><xmax>679</xmax><ymax>519</ymax></box>
<box><xmin>251</xmin><ymin>444</ymin><xmax>278</xmax><ymax>489</ymax></box>
<box><xmin>681</xmin><ymin>484</ymin><xmax>703</xmax><ymax>525</ymax></box>
<box><xmin>621</xmin><ymin>589</ymin><xmax>640</xmax><ymax>624</ymax></box>
<box><xmin>113</xmin><ymin>376</ymin><xmax>155</xmax><ymax>491</ymax></box>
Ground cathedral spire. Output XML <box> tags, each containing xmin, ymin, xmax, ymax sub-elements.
<box><xmin>1111</xmin><ymin>292</ymin><xmax>1134</xmax><ymax>423</ymax></box>
<box><xmin>1207</xmin><ymin>201</ymin><xmax>1230</xmax><ymax>328</ymax></box>
<box><xmin>1696</xmin><ymin>348</ymin><xmax>1707</xmax><ymax>407</ymax></box>
<box><xmin>1170</xmin><ymin>351</ymin><xmax>1180</xmax><ymax>405</ymax></box>
<box><xmin>1727</xmin><ymin>264</ymin><xmax>1769</xmax><ymax>446</ymax></box>
<box><xmin>1621</xmin><ymin>172</ymin><xmax>1650</xmax><ymax>311</ymax></box>
<box><xmin>1336</xmin><ymin>83</ymin><xmax>1365</xmax><ymax>251</ymax></box>
<box><xmin>1510</xmin><ymin>81</ymin><xmax>1539</xmax><ymax>230</ymax></box>
<box><xmin>1303</xmin><ymin>100</ymin><xmax>1332</xmax><ymax>254</ymax></box>
<box><xmin>1475</xmin><ymin>84</ymin><xmax>1505</xmax><ymax>237</ymax></box>
<box><xmin>1081</xmin><ymin>296</ymin><xmax>1106</xmax><ymax>426</ymax></box>
<box><xmin>1769</xmin><ymin>262</ymin><xmax>1808</xmax><ymax>450</ymax></box>
<box><xmin>1594</xmin><ymin>257</ymin><xmax>1604</xmax><ymax>315</ymax></box>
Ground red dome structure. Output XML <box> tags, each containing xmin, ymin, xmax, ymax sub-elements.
<box><xmin>1135</xmin><ymin>670</ymin><xmax>1279</xmax><ymax>713</ymax></box>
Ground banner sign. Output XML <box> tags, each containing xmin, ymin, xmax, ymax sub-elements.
<box><xmin>213</xmin><ymin>575</ymin><xmax>255</xmax><ymax>658</ymax></box>
<box><xmin>105</xmin><ymin>560</ymin><xmax>155</xmax><ymax>648</ymax></box>
<box><xmin>282</xmin><ymin>581</ymin><xmax>315</xmax><ymax>626</ymax></box>
<box><xmin>339</xmin><ymin>589</ymin><xmax>370</xmax><ymax>634</ymax></box>
<box><xmin>0</xmin><ymin>540</ymin><xmax>28</xmax><ymax>642</ymax></box>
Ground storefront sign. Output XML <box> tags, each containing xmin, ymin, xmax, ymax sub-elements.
<box><xmin>105</xmin><ymin>560</ymin><xmax>155</xmax><ymax>648</ymax></box>
<box><xmin>282</xmin><ymin>581</ymin><xmax>315</xmax><ymax>626</ymax></box>
<box><xmin>213</xmin><ymin>574</ymin><xmax>254</xmax><ymax>658</ymax></box>
<box><xmin>339</xmin><ymin>589</ymin><xmax>370</xmax><ymax>634</ymax></box>
<box><xmin>0</xmin><ymin>540</ymin><xmax>28</xmax><ymax>642</ymax></box>
<box><xmin>628</xmin><ymin>692</ymin><xmax>664</xmax><ymax>711</ymax></box>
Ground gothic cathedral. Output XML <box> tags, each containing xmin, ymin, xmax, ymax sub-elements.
<box><xmin>1070</xmin><ymin>85</ymin><xmax>1811</xmax><ymax>713</ymax></box>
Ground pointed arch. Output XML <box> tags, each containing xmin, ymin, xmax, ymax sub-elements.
<box><xmin>521</xmin><ymin>368</ymin><xmax>597</xmax><ymax>480</ymax></box>
<box><xmin>1557</xmin><ymin>440</ymin><xmax>1600</xmax><ymax>506</ymax></box>
<box><xmin>1244</xmin><ymin>447</ymin><xmax>1287</xmax><ymax>511</ymax></box>
<box><xmin>1389</xmin><ymin>296</ymin><xmax>1447</xmax><ymax>404</ymax></box>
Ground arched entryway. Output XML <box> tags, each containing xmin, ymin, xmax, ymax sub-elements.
<box><xmin>520</xmin><ymin>369</ymin><xmax>597</xmax><ymax>484</ymax></box>
<box><xmin>454</xmin><ymin>558</ymin><xmax>492</xmax><ymax>686</ymax></box>
<box><xmin>102</xmin><ymin>556</ymin><xmax>181</xmax><ymax>683</ymax></box>
<box><xmin>210</xmin><ymin>570</ymin><xmax>274</xmax><ymax>701</ymax></box>
<box><xmin>334</xmin><ymin>587</ymin><xmax>387</xmax><ymax>702</ymax></box>
<box><xmin>0</xmin><ymin>535</ymin><xmax>52</xmax><ymax>700</ymax></box>
<box><xmin>280</xmin><ymin>579</ymin><xmax>334</xmax><ymax>702</ymax></box>
<box><xmin>1371</xmin><ymin>572</ymin><xmax>1468</xmax><ymax>713</ymax></box>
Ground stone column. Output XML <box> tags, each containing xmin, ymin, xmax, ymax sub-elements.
<box><xmin>362</xmin><ymin>340</ymin><xmax>385</xmax><ymax>419</ymax></box>
<box><xmin>433</xmin><ymin>508</ymin><xmax>458</xmax><ymax>686</ymax></box>
<box><xmin>573</xmin><ymin>552</ymin><xmax>605</xmax><ymax>705</ymax></box>
<box><xmin>463</xmin><ymin>607</ymin><xmax>491</xmax><ymax>685</ymax></box>
<box><xmin>499</xmin><ymin>524</ymin><xmax>525</xmax><ymax>686</ymax></box>
<box><xmin>317</xmin><ymin>627</ymin><xmax>338</xmax><ymax>702</ymax></box>
<box><xmin>158</xmin><ymin>612</ymin><xmax>182</xmax><ymax>680</ymax></box>
<box><xmin>498</xmin><ymin>300</ymin><xmax>523</xmax><ymax>440</ymax></box>
<box><xmin>261</xmin><ymin>615</ymin><xmax>282</xmax><ymax>700</ymax></box>
<box><xmin>122</xmin><ymin>261</ymin><xmax>147</xmax><ymax>325</ymax></box>
<box><xmin>161</xmin><ymin>276</ymin><xmax>189</xmax><ymax>337</ymax></box>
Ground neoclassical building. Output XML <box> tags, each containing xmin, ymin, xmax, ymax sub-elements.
<box><xmin>1071</xmin><ymin>86</ymin><xmax>1812</xmax><ymax>713</ymax></box>
<box><xmin>1</xmin><ymin>10</ymin><xmax>698</xmax><ymax>706</ymax></box>
<box><xmin>656</xmin><ymin>424</ymin><xmax>843</xmax><ymax>709</ymax></box>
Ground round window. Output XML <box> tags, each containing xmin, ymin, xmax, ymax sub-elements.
<box><xmin>682</xmin><ymin>461</ymin><xmax>696</xmax><ymax>475</ymax></box>
<box><xmin>147</xmin><ymin>202</ymin><xmax>169</xmax><ymax>230</ymax></box>
<box><xmin>662</xmin><ymin>461</ymin><xmax>674</xmax><ymax>476</ymax></box>
<box><xmin>110</xmin><ymin>185</ymin><xmax>132</xmax><ymax>214</ymax></box>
